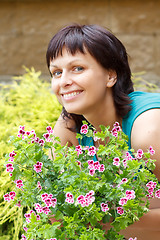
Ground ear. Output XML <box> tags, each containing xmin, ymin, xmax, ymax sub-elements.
<box><xmin>106</xmin><ymin>70</ymin><xmax>117</xmax><ymax>88</ymax></box>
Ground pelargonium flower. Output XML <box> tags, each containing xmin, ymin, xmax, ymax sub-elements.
<box><xmin>136</xmin><ymin>149</ymin><xmax>143</xmax><ymax>159</ymax></box>
<box><xmin>15</xmin><ymin>179</ymin><xmax>23</xmax><ymax>188</ymax></box>
<box><xmin>99</xmin><ymin>164</ymin><xmax>105</xmax><ymax>172</ymax></box>
<box><xmin>122</xmin><ymin>159</ymin><xmax>128</xmax><ymax>168</ymax></box>
<box><xmin>6</xmin><ymin>163</ymin><xmax>14</xmax><ymax>172</ymax></box>
<box><xmin>35</xmin><ymin>203</ymin><xmax>43</xmax><ymax>213</ymax></box>
<box><xmin>88</xmin><ymin>146</ymin><xmax>96</xmax><ymax>156</ymax></box>
<box><xmin>77</xmin><ymin>191</ymin><xmax>95</xmax><ymax>207</ymax></box>
<box><xmin>23</xmin><ymin>226</ymin><xmax>28</xmax><ymax>232</ymax></box>
<box><xmin>113</xmin><ymin>157</ymin><xmax>120</xmax><ymax>167</ymax></box>
<box><xmin>89</xmin><ymin>168</ymin><xmax>95</xmax><ymax>176</ymax></box>
<box><xmin>125</xmin><ymin>190</ymin><xmax>135</xmax><ymax>200</ymax></box>
<box><xmin>34</xmin><ymin>161</ymin><xmax>43</xmax><ymax>173</ymax></box>
<box><xmin>16</xmin><ymin>201</ymin><xmax>21</xmax><ymax>207</ymax></box>
<box><xmin>46</xmin><ymin>126</ymin><xmax>54</xmax><ymax>134</ymax></box>
<box><xmin>117</xmin><ymin>207</ymin><xmax>124</xmax><ymax>215</ymax></box>
<box><xmin>21</xmin><ymin>234</ymin><xmax>27</xmax><ymax>240</ymax></box>
<box><xmin>24</xmin><ymin>211</ymin><xmax>35</xmax><ymax>223</ymax></box>
<box><xmin>18</xmin><ymin>125</ymin><xmax>25</xmax><ymax>138</ymax></box>
<box><xmin>9</xmin><ymin>150</ymin><xmax>16</xmax><ymax>161</ymax></box>
<box><xmin>47</xmin><ymin>238</ymin><xmax>57</xmax><ymax>240</ymax></box>
<box><xmin>42</xmin><ymin>206</ymin><xmax>51</xmax><ymax>215</ymax></box>
<box><xmin>125</xmin><ymin>152</ymin><xmax>133</xmax><ymax>160</ymax></box>
<box><xmin>39</xmin><ymin>139</ymin><xmax>45</xmax><ymax>146</ymax></box>
<box><xmin>41</xmin><ymin>193</ymin><xmax>57</xmax><ymax>208</ymax></box>
<box><xmin>113</xmin><ymin>122</ymin><xmax>121</xmax><ymax>131</ymax></box>
<box><xmin>88</xmin><ymin>160</ymin><xmax>94</xmax><ymax>169</ymax></box>
<box><xmin>101</xmin><ymin>203</ymin><xmax>109</xmax><ymax>212</ymax></box>
<box><xmin>119</xmin><ymin>197</ymin><xmax>128</xmax><ymax>206</ymax></box>
<box><xmin>111</xmin><ymin>127</ymin><xmax>118</xmax><ymax>137</ymax></box>
<box><xmin>147</xmin><ymin>187</ymin><xmax>154</xmax><ymax>195</ymax></box>
<box><xmin>155</xmin><ymin>189</ymin><xmax>160</xmax><ymax>198</ymax></box>
<box><xmin>128</xmin><ymin>238</ymin><xmax>137</xmax><ymax>240</ymax></box>
<box><xmin>37</xmin><ymin>181</ymin><xmax>42</xmax><ymax>190</ymax></box>
<box><xmin>80</xmin><ymin>124</ymin><xmax>88</xmax><ymax>134</ymax></box>
<box><xmin>75</xmin><ymin>145</ymin><xmax>83</xmax><ymax>156</ymax></box>
<box><xmin>36</xmin><ymin>215</ymin><xmax>40</xmax><ymax>220</ymax></box>
<box><xmin>146</xmin><ymin>181</ymin><xmax>157</xmax><ymax>189</ymax></box>
<box><xmin>149</xmin><ymin>146</ymin><xmax>155</xmax><ymax>155</ymax></box>
<box><xmin>93</xmin><ymin>130</ymin><xmax>100</xmax><ymax>141</ymax></box>
<box><xmin>3</xmin><ymin>191</ymin><xmax>16</xmax><ymax>201</ymax></box>
<box><xmin>76</xmin><ymin>160</ymin><xmax>81</xmax><ymax>168</ymax></box>
<box><xmin>93</xmin><ymin>161</ymin><xmax>100</xmax><ymax>170</ymax></box>
<box><xmin>65</xmin><ymin>192</ymin><xmax>74</xmax><ymax>204</ymax></box>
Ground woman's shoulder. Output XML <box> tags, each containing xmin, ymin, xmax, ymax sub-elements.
<box><xmin>53</xmin><ymin>115</ymin><xmax>79</xmax><ymax>146</ymax></box>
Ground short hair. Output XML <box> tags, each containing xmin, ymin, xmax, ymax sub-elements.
<box><xmin>46</xmin><ymin>24</ymin><xmax>134</xmax><ymax>132</ymax></box>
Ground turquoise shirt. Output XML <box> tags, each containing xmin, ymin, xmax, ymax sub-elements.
<box><xmin>78</xmin><ymin>91</ymin><xmax>160</xmax><ymax>160</ymax></box>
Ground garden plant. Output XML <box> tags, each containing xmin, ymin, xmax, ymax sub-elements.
<box><xmin>0</xmin><ymin>68</ymin><xmax>159</xmax><ymax>240</ymax></box>
<box><xmin>3</xmin><ymin>121</ymin><xmax>160</xmax><ymax>240</ymax></box>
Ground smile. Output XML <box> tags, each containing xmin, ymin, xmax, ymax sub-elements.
<box><xmin>62</xmin><ymin>91</ymin><xmax>82</xmax><ymax>99</ymax></box>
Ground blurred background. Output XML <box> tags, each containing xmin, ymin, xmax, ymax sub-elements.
<box><xmin>0</xmin><ymin>0</ymin><xmax>160</xmax><ymax>85</ymax></box>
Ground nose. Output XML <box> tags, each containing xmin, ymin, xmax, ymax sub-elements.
<box><xmin>60</xmin><ymin>70</ymin><xmax>73</xmax><ymax>88</ymax></box>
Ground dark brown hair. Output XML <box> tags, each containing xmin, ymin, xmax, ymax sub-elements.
<box><xmin>46</xmin><ymin>24</ymin><xmax>134</xmax><ymax>132</ymax></box>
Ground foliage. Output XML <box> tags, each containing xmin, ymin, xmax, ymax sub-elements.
<box><xmin>0</xmin><ymin>67</ymin><xmax>61</xmax><ymax>240</ymax></box>
<box><xmin>132</xmin><ymin>72</ymin><xmax>159</xmax><ymax>92</ymax></box>
<box><xmin>3</xmin><ymin>122</ymin><xmax>160</xmax><ymax>240</ymax></box>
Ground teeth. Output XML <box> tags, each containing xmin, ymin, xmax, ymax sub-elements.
<box><xmin>63</xmin><ymin>91</ymin><xmax>81</xmax><ymax>99</ymax></box>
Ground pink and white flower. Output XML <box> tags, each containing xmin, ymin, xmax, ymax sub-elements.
<box><xmin>65</xmin><ymin>192</ymin><xmax>74</xmax><ymax>204</ymax></box>
<box><xmin>149</xmin><ymin>146</ymin><xmax>155</xmax><ymax>155</ymax></box>
<box><xmin>88</xmin><ymin>146</ymin><xmax>96</xmax><ymax>156</ymax></box>
<box><xmin>125</xmin><ymin>190</ymin><xmax>135</xmax><ymax>200</ymax></box>
<box><xmin>75</xmin><ymin>145</ymin><xmax>83</xmax><ymax>156</ymax></box>
<box><xmin>101</xmin><ymin>203</ymin><xmax>109</xmax><ymax>212</ymax></box>
<box><xmin>113</xmin><ymin>157</ymin><xmax>120</xmax><ymax>167</ymax></box>
<box><xmin>21</xmin><ymin>234</ymin><xmax>27</xmax><ymax>240</ymax></box>
<box><xmin>117</xmin><ymin>207</ymin><xmax>124</xmax><ymax>215</ymax></box>
<box><xmin>3</xmin><ymin>191</ymin><xmax>16</xmax><ymax>201</ymax></box>
<box><xmin>89</xmin><ymin>168</ymin><xmax>95</xmax><ymax>176</ymax></box>
<box><xmin>146</xmin><ymin>181</ymin><xmax>157</xmax><ymax>189</ymax></box>
<box><xmin>35</xmin><ymin>203</ymin><xmax>43</xmax><ymax>213</ymax></box>
<box><xmin>15</xmin><ymin>179</ymin><xmax>23</xmax><ymax>188</ymax></box>
<box><xmin>119</xmin><ymin>197</ymin><xmax>128</xmax><ymax>206</ymax></box>
<box><xmin>99</xmin><ymin>164</ymin><xmax>105</xmax><ymax>172</ymax></box>
<box><xmin>34</xmin><ymin>161</ymin><xmax>43</xmax><ymax>173</ymax></box>
<box><xmin>155</xmin><ymin>189</ymin><xmax>160</xmax><ymax>198</ymax></box>
<box><xmin>80</xmin><ymin>124</ymin><xmax>88</xmax><ymax>134</ymax></box>
<box><xmin>77</xmin><ymin>190</ymin><xmax>95</xmax><ymax>207</ymax></box>
<box><xmin>37</xmin><ymin>181</ymin><xmax>42</xmax><ymax>190</ymax></box>
<box><xmin>6</xmin><ymin>163</ymin><xmax>14</xmax><ymax>172</ymax></box>
<box><xmin>136</xmin><ymin>149</ymin><xmax>143</xmax><ymax>159</ymax></box>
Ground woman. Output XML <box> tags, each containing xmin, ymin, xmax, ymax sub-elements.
<box><xmin>46</xmin><ymin>24</ymin><xmax>160</xmax><ymax>239</ymax></box>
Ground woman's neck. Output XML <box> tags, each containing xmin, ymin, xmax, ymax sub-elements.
<box><xmin>83</xmin><ymin>89</ymin><xmax>122</xmax><ymax>131</ymax></box>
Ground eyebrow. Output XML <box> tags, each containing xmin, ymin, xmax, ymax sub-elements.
<box><xmin>50</xmin><ymin>59</ymin><xmax>84</xmax><ymax>68</ymax></box>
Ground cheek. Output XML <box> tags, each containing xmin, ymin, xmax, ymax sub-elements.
<box><xmin>51</xmin><ymin>79</ymin><xmax>58</xmax><ymax>94</ymax></box>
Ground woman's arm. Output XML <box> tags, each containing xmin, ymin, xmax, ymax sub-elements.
<box><xmin>49</xmin><ymin>115</ymin><xmax>79</xmax><ymax>159</ymax></box>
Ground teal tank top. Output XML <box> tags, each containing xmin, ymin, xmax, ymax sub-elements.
<box><xmin>78</xmin><ymin>91</ymin><xmax>160</xmax><ymax>161</ymax></box>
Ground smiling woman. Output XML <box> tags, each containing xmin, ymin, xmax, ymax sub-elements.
<box><xmin>46</xmin><ymin>24</ymin><xmax>160</xmax><ymax>239</ymax></box>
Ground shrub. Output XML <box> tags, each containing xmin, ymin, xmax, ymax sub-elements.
<box><xmin>0</xmin><ymin>67</ymin><xmax>61</xmax><ymax>240</ymax></box>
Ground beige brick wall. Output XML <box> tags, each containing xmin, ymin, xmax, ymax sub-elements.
<box><xmin>0</xmin><ymin>0</ymin><xmax>160</xmax><ymax>83</ymax></box>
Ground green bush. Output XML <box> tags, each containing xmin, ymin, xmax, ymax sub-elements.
<box><xmin>0</xmin><ymin>67</ymin><xmax>61</xmax><ymax>240</ymax></box>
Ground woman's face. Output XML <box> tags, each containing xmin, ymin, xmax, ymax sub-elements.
<box><xmin>49</xmin><ymin>47</ymin><xmax>116</xmax><ymax>115</ymax></box>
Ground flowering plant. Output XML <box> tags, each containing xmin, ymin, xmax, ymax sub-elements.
<box><xmin>4</xmin><ymin>122</ymin><xmax>160</xmax><ymax>240</ymax></box>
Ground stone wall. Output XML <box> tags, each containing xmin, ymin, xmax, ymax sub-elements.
<box><xmin>0</xmin><ymin>0</ymin><xmax>160</xmax><ymax>83</ymax></box>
